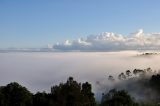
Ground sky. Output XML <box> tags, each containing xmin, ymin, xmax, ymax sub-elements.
<box><xmin>1</xmin><ymin>0</ymin><xmax>160</xmax><ymax>49</ymax></box>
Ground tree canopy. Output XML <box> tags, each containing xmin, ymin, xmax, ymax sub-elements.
<box><xmin>101</xmin><ymin>89</ymin><xmax>138</xmax><ymax>106</ymax></box>
<box><xmin>0</xmin><ymin>82</ymin><xmax>32</xmax><ymax>106</ymax></box>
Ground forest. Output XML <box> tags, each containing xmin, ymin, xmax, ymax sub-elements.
<box><xmin>0</xmin><ymin>68</ymin><xmax>160</xmax><ymax>106</ymax></box>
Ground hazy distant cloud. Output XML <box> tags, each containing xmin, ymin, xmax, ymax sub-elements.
<box><xmin>53</xmin><ymin>29</ymin><xmax>160</xmax><ymax>51</ymax></box>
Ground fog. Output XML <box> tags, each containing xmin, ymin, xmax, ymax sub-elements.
<box><xmin>0</xmin><ymin>51</ymin><xmax>160</xmax><ymax>99</ymax></box>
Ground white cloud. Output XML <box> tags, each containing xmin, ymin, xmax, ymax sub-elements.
<box><xmin>53</xmin><ymin>29</ymin><xmax>160</xmax><ymax>51</ymax></box>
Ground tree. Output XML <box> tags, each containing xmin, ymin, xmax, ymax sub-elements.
<box><xmin>118</xmin><ymin>73</ymin><xmax>126</xmax><ymax>80</ymax></box>
<box><xmin>1</xmin><ymin>82</ymin><xmax>33</xmax><ymax>106</ymax></box>
<box><xmin>146</xmin><ymin>67</ymin><xmax>152</xmax><ymax>73</ymax></box>
<box><xmin>133</xmin><ymin>69</ymin><xmax>145</xmax><ymax>76</ymax></box>
<box><xmin>0</xmin><ymin>87</ymin><xmax>5</xmax><ymax>106</ymax></box>
<box><xmin>33</xmin><ymin>92</ymin><xmax>50</xmax><ymax>106</ymax></box>
<box><xmin>51</xmin><ymin>77</ymin><xmax>96</xmax><ymax>106</ymax></box>
<box><xmin>126</xmin><ymin>70</ymin><xmax>132</xmax><ymax>77</ymax></box>
<box><xmin>101</xmin><ymin>89</ymin><xmax>137</xmax><ymax>106</ymax></box>
<box><xmin>81</xmin><ymin>82</ymin><xmax>96</xmax><ymax>106</ymax></box>
<box><xmin>108</xmin><ymin>75</ymin><xmax>115</xmax><ymax>81</ymax></box>
<box><xmin>150</xmin><ymin>74</ymin><xmax>160</xmax><ymax>96</ymax></box>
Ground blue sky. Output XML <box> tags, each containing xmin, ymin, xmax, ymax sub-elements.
<box><xmin>0</xmin><ymin>0</ymin><xmax>160</xmax><ymax>48</ymax></box>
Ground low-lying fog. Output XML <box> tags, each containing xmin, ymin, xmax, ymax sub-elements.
<box><xmin>0</xmin><ymin>51</ymin><xmax>160</xmax><ymax>99</ymax></box>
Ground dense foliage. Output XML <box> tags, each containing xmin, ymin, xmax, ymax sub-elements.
<box><xmin>0</xmin><ymin>82</ymin><xmax>32</xmax><ymax>106</ymax></box>
<box><xmin>101</xmin><ymin>89</ymin><xmax>138</xmax><ymax>106</ymax></box>
<box><xmin>49</xmin><ymin>77</ymin><xmax>96</xmax><ymax>106</ymax></box>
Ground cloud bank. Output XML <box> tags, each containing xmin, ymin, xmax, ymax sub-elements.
<box><xmin>53</xmin><ymin>29</ymin><xmax>160</xmax><ymax>51</ymax></box>
<box><xmin>1</xmin><ymin>51</ymin><xmax>160</xmax><ymax>98</ymax></box>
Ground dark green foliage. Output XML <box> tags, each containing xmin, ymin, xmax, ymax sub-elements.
<box><xmin>0</xmin><ymin>82</ymin><xmax>32</xmax><ymax>106</ymax></box>
<box><xmin>0</xmin><ymin>77</ymin><xmax>96</xmax><ymax>106</ymax></box>
<box><xmin>150</xmin><ymin>74</ymin><xmax>160</xmax><ymax>90</ymax></box>
<box><xmin>0</xmin><ymin>87</ymin><xmax>5</xmax><ymax>106</ymax></box>
<box><xmin>51</xmin><ymin>77</ymin><xmax>83</xmax><ymax>106</ymax></box>
<box><xmin>33</xmin><ymin>92</ymin><xmax>50</xmax><ymax>106</ymax></box>
<box><xmin>101</xmin><ymin>89</ymin><xmax>137</xmax><ymax>106</ymax></box>
<box><xmin>149</xmin><ymin>74</ymin><xmax>160</xmax><ymax>102</ymax></box>
<box><xmin>81</xmin><ymin>82</ymin><xmax>96</xmax><ymax>106</ymax></box>
<box><xmin>50</xmin><ymin>77</ymin><xmax>96</xmax><ymax>106</ymax></box>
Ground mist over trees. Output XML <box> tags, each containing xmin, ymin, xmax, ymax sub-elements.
<box><xmin>0</xmin><ymin>68</ymin><xmax>160</xmax><ymax>106</ymax></box>
<box><xmin>105</xmin><ymin>68</ymin><xmax>160</xmax><ymax>105</ymax></box>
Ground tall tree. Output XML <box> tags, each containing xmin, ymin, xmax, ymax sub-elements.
<box><xmin>81</xmin><ymin>82</ymin><xmax>96</xmax><ymax>106</ymax></box>
<box><xmin>51</xmin><ymin>77</ymin><xmax>96</xmax><ymax>106</ymax></box>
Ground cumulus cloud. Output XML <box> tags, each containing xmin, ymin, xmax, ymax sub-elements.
<box><xmin>53</xmin><ymin>29</ymin><xmax>160</xmax><ymax>51</ymax></box>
